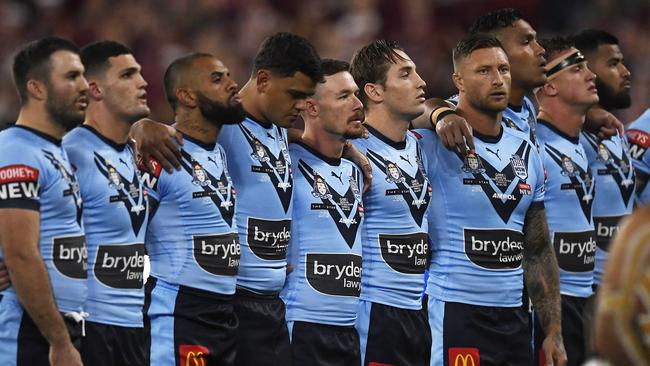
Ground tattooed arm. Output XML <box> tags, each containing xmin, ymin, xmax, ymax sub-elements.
<box><xmin>523</xmin><ymin>204</ymin><xmax>567</xmax><ymax>366</ymax></box>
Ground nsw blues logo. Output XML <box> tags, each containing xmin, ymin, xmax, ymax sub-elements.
<box><xmin>43</xmin><ymin>150</ymin><xmax>83</xmax><ymax>224</ymax></box>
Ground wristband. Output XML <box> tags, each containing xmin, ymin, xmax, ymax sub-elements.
<box><xmin>430</xmin><ymin>107</ymin><xmax>456</xmax><ymax>126</ymax></box>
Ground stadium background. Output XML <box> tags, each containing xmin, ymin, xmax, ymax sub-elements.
<box><xmin>0</xmin><ymin>0</ymin><xmax>648</xmax><ymax>129</ymax></box>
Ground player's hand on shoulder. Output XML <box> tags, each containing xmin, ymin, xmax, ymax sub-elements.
<box><xmin>435</xmin><ymin>113</ymin><xmax>475</xmax><ymax>157</ymax></box>
<box><xmin>130</xmin><ymin>118</ymin><xmax>183</xmax><ymax>173</ymax></box>
<box><xmin>585</xmin><ymin>107</ymin><xmax>624</xmax><ymax>139</ymax></box>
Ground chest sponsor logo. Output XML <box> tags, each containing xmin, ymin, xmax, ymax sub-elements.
<box><xmin>553</xmin><ymin>230</ymin><xmax>596</xmax><ymax>272</ymax></box>
<box><xmin>298</xmin><ymin>160</ymin><xmax>363</xmax><ymax>248</ymax></box>
<box><xmin>306</xmin><ymin>253</ymin><xmax>361</xmax><ymax>297</ymax></box>
<box><xmin>366</xmin><ymin>147</ymin><xmax>431</xmax><ymax>226</ymax></box>
<box><xmin>178</xmin><ymin>344</ymin><xmax>209</xmax><ymax>366</ymax></box>
<box><xmin>193</xmin><ymin>233</ymin><xmax>240</xmax><ymax>276</ymax></box>
<box><xmin>94</xmin><ymin>152</ymin><xmax>147</xmax><ymax>236</ymax></box>
<box><xmin>464</xmin><ymin>228</ymin><xmax>524</xmax><ymax>270</ymax></box>
<box><xmin>593</xmin><ymin>215</ymin><xmax>624</xmax><ymax>252</ymax></box>
<box><xmin>0</xmin><ymin>164</ymin><xmax>39</xmax><ymax>200</ymax></box>
<box><xmin>52</xmin><ymin>235</ymin><xmax>87</xmax><ymax>279</ymax></box>
<box><xmin>180</xmin><ymin>150</ymin><xmax>236</xmax><ymax>227</ymax></box>
<box><xmin>583</xmin><ymin>132</ymin><xmax>635</xmax><ymax>206</ymax></box>
<box><xmin>545</xmin><ymin>144</ymin><xmax>595</xmax><ymax>222</ymax></box>
<box><xmin>448</xmin><ymin>348</ymin><xmax>480</xmax><ymax>366</ymax></box>
<box><xmin>378</xmin><ymin>233</ymin><xmax>429</xmax><ymax>274</ymax></box>
<box><xmin>460</xmin><ymin>141</ymin><xmax>534</xmax><ymax>223</ymax></box>
<box><xmin>627</xmin><ymin>129</ymin><xmax>650</xmax><ymax>160</ymax></box>
<box><xmin>94</xmin><ymin>243</ymin><xmax>145</xmax><ymax>288</ymax></box>
<box><xmin>247</xmin><ymin>217</ymin><xmax>291</xmax><ymax>260</ymax></box>
<box><xmin>240</xmin><ymin>124</ymin><xmax>293</xmax><ymax>213</ymax></box>
<box><xmin>43</xmin><ymin>150</ymin><xmax>83</xmax><ymax>224</ymax></box>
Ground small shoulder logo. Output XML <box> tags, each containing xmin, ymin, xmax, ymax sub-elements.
<box><xmin>462</xmin><ymin>152</ymin><xmax>486</xmax><ymax>174</ymax></box>
<box><xmin>560</xmin><ymin>156</ymin><xmax>578</xmax><ymax>177</ymax></box>
<box><xmin>505</xmin><ymin>118</ymin><xmax>518</xmax><ymax>129</ymax></box>
<box><xmin>510</xmin><ymin>154</ymin><xmax>528</xmax><ymax>181</ymax></box>
<box><xmin>385</xmin><ymin>162</ymin><xmax>406</xmax><ymax>184</ymax></box>
<box><xmin>191</xmin><ymin>161</ymin><xmax>211</xmax><ymax>186</ymax></box>
<box><xmin>311</xmin><ymin>173</ymin><xmax>333</xmax><ymax>200</ymax></box>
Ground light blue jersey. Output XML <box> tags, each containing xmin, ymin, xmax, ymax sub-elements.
<box><xmin>281</xmin><ymin>142</ymin><xmax>364</xmax><ymax>326</ymax></box>
<box><xmin>580</xmin><ymin>131</ymin><xmax>634</xmax><ymax>285</ymax></box>
<box><xmin>537</xmin><ymin>120</ymin><xmax>595</xmax><ymax>298</ymax></box>
<box><xmin>352</xmin><ymin>125</ymin><xmax>431</xmax><ymax>310</ymax></box>
<box><xmin>626</xmin><ymin>108</ymin><xmax>650</xmax><ymax>205</ymax></box>
<box><xmin>0</xmin><ymin>125</ymin><xmax>86</xmax><ymax>313</ymax></box>
<box><xmin>503</xmin><ymin>97</ymin><xmax>538</xmax><ymax>147</ymax></box>
<box><xmin>417</xmin><ymin>124</ymin><xmax>544</xmax><ymax>307</ymax></box>
<box><xmin>63</xmin><ymin>125</ymin><xmax>148</xmax><ymax>326</ymax></box>
<box><xmin>142</xmin><ymin>135</ymin><xmax>239</xmax><ymax>294</ymax></box>
<box><xmin>218</xmin><ymin>117</ymin><xmax>292</xmax><ymax>293</ymax></box>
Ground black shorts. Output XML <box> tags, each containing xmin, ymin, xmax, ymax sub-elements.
<box><xmin>233</xmin><ymin>287</ymin><xmax>290</xmax><ymax>366</ymax></box>
<box><xmin>0</xmin><ymin>296</ymin><xmax>82</xmax><ymax>366</ymax></box>
<box><xmin>357</xmin><ymin>299</ymin><xmax>431</xmax><ymax>366</ymax></box>
<box><xmin>429</xmin><ymin>297</ymin><xmax>531</xmax><ymax>366</ymax></box>
<box><xmin>289</xmin><ymin>321</ymin><xmax>360</xmax><ymax>366</ymax></box>
<box><xmin>144</xmin><ymin>277</ymin><xmax>238</xmax><ymax>366</ymax></box>
<box><xmin>81</xmin><ymin>321</ymin><xmax>145</xmax><ymax>366</ymax></box>
<box><xmin>534</xmin><ymin>294</ymin><xmax>588</xmax><ymax>366</ymax></box>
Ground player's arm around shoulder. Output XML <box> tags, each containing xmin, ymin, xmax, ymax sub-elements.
<box><xmin>0</xmin><ymin>150</ymin><xmax>82</xmax><ymax>366</ymax></box>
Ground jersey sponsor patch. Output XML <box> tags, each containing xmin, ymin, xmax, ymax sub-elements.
<box><xmin>246</xmin><ymin>217</ymin><xmax>291</xmax><ymax>260</ymax></box>
<box><xmin>463</xmin><ymin>228</ymin><xmax>524</xmax><ymax>270</ymax></box>
<box><xmin>94</xmin><ymin>243</ymin><xmax>145</xmax><ymax>288</ymax></box>
<box><xmin>136</xmin><ymin>155</ymin><xmax>162</xmax><ymax>191</ymax></box>
<box><xmin>593</xmin><ymin>215</ymin><xmax>624</xmax><ymax>252</ymax></box>
<box><xmin>448</xmin><ymin>347</ymin><xmax>480</xmax><ymax>366</ymax></box>
<box><xmin>52</xmin><ymin>235</ymin><xmax>88</xmax><ymax>279</ymax></box>
<box><xmin>378</xmin><ymin>232</ymin><xmax>429</xmax><ymax>274</ymax></box>
<box><xmin>0</xmin><ymin>164</ymin><xmax>39</xmax><ymax>201</ymax></box>
<box><xmin>178</xmin><ymin>344</ymin><xmax>209</xmax><ymax>366</ymax></box>
<box><xmin>305</xmin><ymin>253</ymin><xmax>361</xmax><ymax>297</ymax></box>
<box><xmin>192</xmin><ymin>233</ymin><xmax>240</xmax><ymax>276</ymax></box>
<box><xmin>627</xmin><ymin>129</ymin><xmax>650</xmax><ymax>160</ymax></box>
<box><xmin>552</xmin><ymin>230</ymin><xmax>596</xmax><ymax>272</ymax></box>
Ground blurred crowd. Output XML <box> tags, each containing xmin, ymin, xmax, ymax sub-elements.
<box><xmin>1</xmin><ymin>0</ymin><xmax>648</xmax><ymax>128</ymax></box>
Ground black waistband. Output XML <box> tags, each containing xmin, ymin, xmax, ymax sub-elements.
<box><xmin>236</xmin><ymin>287</ymin><xmax>280</xmax><ymax>300</ymax></box>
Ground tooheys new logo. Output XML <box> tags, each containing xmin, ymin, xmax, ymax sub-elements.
<box><xmin>94</xmin><ymin>152</ymin><xmax>147</xmax><ymax>236</ymax></box>
<box><xmin>306</xmin><ymin>253</ymin><xmax>361</xmax><ymax>297</ymax></box>
<box><xmin>247</xmin><ymin>217</ymin><xmax>290</xmax><ymax>260</ymax></box>
<box><xmin>297</xmin><ymin>159</ymin><xmax>363</xmax><ymax>248</ymax></box>
<box><xmin>379</xmin><ymin>233</ymin><xmax>429</xmax><ymax>274</ymax></box>
<box><xmin>0</xmin><ymin>164</ymin><xmax>39</xmax><ymax>202</ymax></box>
<box><xmin>553</xmin><ymin>230</ymin><xmax>596</xmax><ymax>272</ymax></box>
<box><xmin>53</xmin><ymin>235</ymin><xmax>87</xmax><ymax>279</ymax></box>
<box><xmin>240</xmin><ymin>123</ymin><xmax>293</xmax><ymax>213</ymax></box>
<box><xmin>179</xmin><ymin>149</ymin><xmax>236</xmax><ymax>227</ymax></box>
<box><xmin>94</xmin><ymin>243</ymin><xmax>145</xmax><ymax>288</ymax></box>
<box><xmin>464</xmin><ymin>228</ymin><xmax>524</xmax><ymax>269</ymax></box>
<box><xmin>545</xmin><ymin>144</ymin><xmax>595</xmax><ymax>221</ymax></box>
<box><xmin>594</xmin><ymin>215</ymin><xmax>623</xmax><ymax>252</ymax></box>
<box><xmin>366</xmin><ymin>146</ymin><xmax>431</xmax><ymax>226</ymax></box>
<box><xmin>626</xmin><ymin>128</ymin><xmax>650</xmax><ymax>160</ymax></box>
<box><xmin>582</xmin><ymin>132</ymin><xmax>635</xmax><ymax>206</ymax></box>
<box><xmin>458</xmin><ymin>140</ymin><xmax>533</xmax><ymax>223</ymax></box>
<box><xmin>193</xmin><ymin>233</ymin><xmax>240</xmax><ymax>276</ymax></box>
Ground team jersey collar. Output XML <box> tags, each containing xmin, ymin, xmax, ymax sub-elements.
<box><xmin>473</xmin><ymin>124</ymin><xmax>503</xmax><ymax>144</ymax></box>
<box><xmin>365</xmin><ymin>124</ymin><xmax>407</xmax><ymax>150</ymax></box>
<box><xmin>294</xmin><ymin>141</ymin><xmax>341</xmax><ymax>166</ymax></box>
<box><xmin>507</xmin><ymin>103</ymin><xmax>523</xmax><ymax>113</ymax></box>
<box><xmin>538</xmin><ymin>118</ymin><xmax>580</xmax><ymax>144</ymax></box>
<box><xmin>80</xmin><ymin>125</ymin><xmax>127</xmax><ymax>151</ymax></box>
<box><xmin>181</xmin><ymin>132</ymin><xmax>216</xmax><ymax>151</ymax></box>
<box><xmin>13</xmin><ymin>124</ymin><xmax>62</xmax><ymax>146</ymax></box>
<box><xmin>245</xmin><ymin>112</ymin><xmax>274</xmax><ymax>129</ymax></box>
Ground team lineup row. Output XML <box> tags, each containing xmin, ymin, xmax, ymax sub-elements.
<box><xmin>0</xmin><ymin>6</ymin><xmax>649</xmax><ymax>366</ymax></box>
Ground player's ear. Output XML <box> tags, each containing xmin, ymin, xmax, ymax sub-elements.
<box><xmin>26</xmin><ymin>79</ymin><xmax>47</xmax><ymax>101</ymax></box>
<box><xmin>304</xmin><ymin>98</ymin><xmax>318</xmax><ymax>117</ymax></box>
<box><xmin>176</xmin><ymin>88</ymin><xmax>197</xmax><ymax>109</ymax></box>
<box><xmin>452</xmin><ymin>72</ymin><xmax>464</xmax><ymax>92</ymax></box>
<box><xmin>255</xmin><ymin>69</ymin><xmax>270</xmax><ymax>94</ymax></box>
<box><xmin>87</xmin><ymin>80</ymin><xmax>102</xmax><ymax>100</ymax></box>
<box><xmin>541</xmin><ymin>82</ymin><xmax>558</xmax><ymax>97</ymax></box>
<box><xmin>364</xmin><ymin>83</ymin><xmax>383</xmax><ymax>104</ymax></box>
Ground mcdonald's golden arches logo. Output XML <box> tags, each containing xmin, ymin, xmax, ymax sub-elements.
<box><xmin>448</xmin><ymin>347</ymin><xmax>480</xmax><ymax>366</ymax></box>
<box><xmin>178</xmin><ymin>344</ymin><xmax>210</xmax><ymax>366</ymax></box>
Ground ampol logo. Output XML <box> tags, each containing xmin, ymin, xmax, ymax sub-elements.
<box><xmin>178</xmin><ymin>344</ymin><xmax>209</xmax><ymax>366</ymax></box>
<box><xmin>449</xmin><ymin>347</ymin><xmax>480</xmax><ymax>366</ymax></box>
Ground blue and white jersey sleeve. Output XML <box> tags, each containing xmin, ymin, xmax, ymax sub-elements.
<box><xmin>580</xmin><ymin>131</ymin><xmax>635</xmax><ymax>285</ymax></box>
<box><xmin>352</xmin><ymin>126</ymin><xmax>431</xmax><ymax>310</ymax></box>
<box><xmin>64</xmin><ymin>125</ymin><xmax>148</xmax><ymax>327</ymax></box>
<box><xmin>502</xmin><ymin>96</ymin><xmax>539</xmax><ymax>147</ymax></box>
<box><xmin>142</xmin><ymin>136</ymin><xmax>239</xmax><ymax>295</ymax></box>
<box><xmin>281</xmin><ymin>142</ymin><xmax>364</xmax><ymax>326</ymax></box>
<box><xmin>538</xmin><ymin>120</ymin><xmax>595</xmax><ymax>298</ymax></box>
<box><xmin>417</xmin><ymin>126</ymin><xmax>543</xmax><ymax>307</ymax></box>
<box><xmin>626</xmin><ymin>108</ymin><xmax>650</xmax><ymax>205</ymax></box>
<box><xmin>0</xmin><ymin>126</ymin><xmax>86</xmax><ymax>313</ymax></box>
<box><xmin>218</xmin><ymin>117</ymin><xmax>293</xmax><ymax>293</ymax></box>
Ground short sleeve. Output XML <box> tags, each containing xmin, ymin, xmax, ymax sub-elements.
<box><xmin>0</xmin><ymin>148</ymin><xmax>42</xmax><ymax>211</ymax></box>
